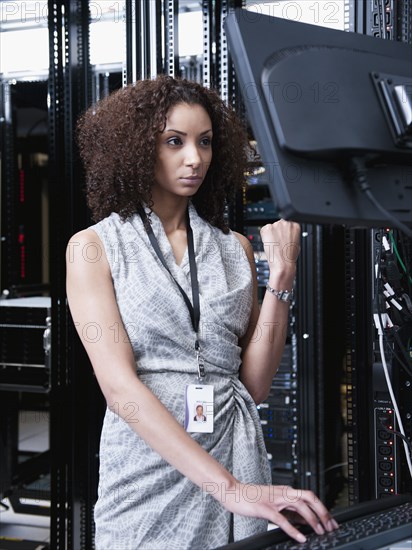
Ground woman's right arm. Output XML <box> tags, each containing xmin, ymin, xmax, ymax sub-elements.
<box><xmin>66</xmin><ymin>229</ymin><xmax>337</xmax><ymax>543</ymax></box>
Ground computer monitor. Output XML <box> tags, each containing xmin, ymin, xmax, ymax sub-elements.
<box><xmin>224</xmin><ymin>9</ymin><xmax>412</xmax><ymax>228</ymax></box>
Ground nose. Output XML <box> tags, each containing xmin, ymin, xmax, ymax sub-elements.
<box><xmin>184</xmin><ymin>144</ymin><xmax>201</xmax><ymax>169</ymax></box>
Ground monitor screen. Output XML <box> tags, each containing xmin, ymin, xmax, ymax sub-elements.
<box><xmin>225</xmin><ymin>9</ymin><xmax>412</xmax><ymax>228</ymax></box>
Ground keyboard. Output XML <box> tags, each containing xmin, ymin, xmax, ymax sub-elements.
<box><xmin>216</xmin><ymin>494</ymin><xmax>412</xmax><ymax>550</ymax></box>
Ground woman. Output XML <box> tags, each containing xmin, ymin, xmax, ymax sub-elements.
<box><xmin>66</xmin><ymin>75</ymin><xmax>338</xmax><ymax>549</ymax></box>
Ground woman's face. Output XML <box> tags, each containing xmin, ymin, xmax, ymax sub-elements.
<box><xmin>153</xmin><ymin>102</ymin><xmax>213</xmax><ymax>199</ymax></box>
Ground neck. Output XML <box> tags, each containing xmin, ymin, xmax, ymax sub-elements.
<box><xmin>150</xmin><ymin>194</ymin><xmax>189</xmax><ymax>233</ymax></box>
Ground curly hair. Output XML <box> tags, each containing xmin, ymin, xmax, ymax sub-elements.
<box><xmin>77</xmin><ymin>75</ymin><xmax>249</xmax><ymax>232</ymax></box>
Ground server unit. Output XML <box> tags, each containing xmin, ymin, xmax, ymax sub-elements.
<box><xmin>0</xmin><ymin>297</ymin><xmax>51</xmax><ymax>391</ymax></box>
<box><xmin>0</xmin><ymin>296</ymin><xmax>51</xmax><ymax>519</ymax></box>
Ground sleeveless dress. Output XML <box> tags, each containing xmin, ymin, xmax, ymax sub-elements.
<box><xmin>90</xmin><ymin>203</ymin><xmax>271</xmax><ymax>550</ymax></box>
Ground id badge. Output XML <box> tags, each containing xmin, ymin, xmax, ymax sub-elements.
<box><xmin>185</xmin><ymin>384</ymin><xmax>214</xmax><ymax>433</ymax></box>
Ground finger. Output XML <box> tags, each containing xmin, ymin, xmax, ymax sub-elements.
<box><xmin>272</xmin><ymin>512</ymin><xmax>307</xmax><ymax>544</ymax></box>
<box><xmin>279</xmin><ymin>487</ymin><xmax>327</xmax><ymax>535</ymax></box>
<box><xmin>297</xmin><ymin>490</ymin><xmax>338</xmax><ymax>533</ymax></box>
<box><xmin>284</xmin><ymin>505</ymin><xmax>326</xmax><ymax>536</ymax></box>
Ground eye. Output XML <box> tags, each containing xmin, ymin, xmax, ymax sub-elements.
<box><xmin>166</xmin><ymin>137</ymin><xmax>182</xmax><ymax>146</ymax></box>
<box><xmin>200</xmin><ymin>137</ymin><xmax>212</xmax><ymax>147</ymax></box>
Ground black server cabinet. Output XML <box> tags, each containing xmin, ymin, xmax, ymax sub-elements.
<box><xmin>343</xmin><ymin>0</ymin><xmax>412</xmax><ymax>505</ymax></box>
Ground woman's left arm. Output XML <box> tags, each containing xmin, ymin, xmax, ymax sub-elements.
<box><xmin>235</xmin><ymin>220</ymin><xmax>301</xmax><ymax>404</ymax></box>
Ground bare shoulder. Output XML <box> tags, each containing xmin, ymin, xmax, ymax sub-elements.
<box><xmin>66</xmin><ymin>228</ymin><xmax>110</xmax><ymax>278</ymax></box>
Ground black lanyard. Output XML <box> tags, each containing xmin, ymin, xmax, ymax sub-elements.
<box><xmin>138</xmin><ymin>205</ymin><xmax>205</xmax><ymax>378</ymax></box>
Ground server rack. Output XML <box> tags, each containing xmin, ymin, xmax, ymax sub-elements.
<box><xmin>47</xmin><ymin>1</ymin><xmax>95</xmax><ymax>548</ymax></box>
<box><xmin>370</xmin><ymin>228</ymin><xmax>412</xmax><ymax>499</ymax></box>
<box><xmin>345</xmin><ymin>227</ymin><xmax>412</xmax><ymax>504</ymax></box>
<box><xmin>0</xmin><ymin>35</ymin><xmax>53</xmax><ymax>550</ymax></box>
<box><xmin>344</xmin><ymin>228</ymin><xmax>375</xmax><ymax>503</ymax></box>
<box><xmin>343</xmin><ymin>0</ymin><xmax>412</xmax><ymax>505</ymax></box>
<box><xmin>1</xmin><ymin>79</ymin><xmax>19</xmax><ymax>290</ymax></box>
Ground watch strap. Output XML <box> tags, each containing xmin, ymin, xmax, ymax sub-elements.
<box><xmin>265</xmin><ymin>284</ymin><xmax>294</xmax><ymax>302</ymax></box>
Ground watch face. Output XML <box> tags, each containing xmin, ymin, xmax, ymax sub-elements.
<box><xmin>281</xmin><ymin>291</ymin><xmax>292</xmax><ymax>302</ymax></box>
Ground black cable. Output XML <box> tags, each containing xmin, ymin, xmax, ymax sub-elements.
<box><xmin>365</xmin><ymin>187</ymin><xmax>412</xmax><ymax>239</ymax></box>
<box><xmin>384</xmin><ymin>338</ymin><xmax>412</xmax><ymax>379</ymax></box>
<box><xmin>398</xmin><ymin>231</ymin><xmax>412</xmax><ymax>296</ymax></box>
<box><xmin>386</xmin><ymin>297</ymin><xmax>412</xmax><ymax>322</ymax></box>
<box><xmin>378</xmin><ymin>418</ymin><xmax>412</xmax><ymax>456</ymax></box>
<box><xmin>375</xmin><ymin>232</ymin><xmax>412</xmax><ymax>426</ymax></box>
<box><xmin>0</xmin><ymin>500</ymin><xmax>10</xmax><ymax>511</ymax></box>
<box><xmin>375</xmin><ymin>231</ymin><xmax>412</xmax><ymax>376</ymax></box>
<box><xmin>393</xmin><ymin>330</ymin><xmax>412</xmax><ymax>376</ymax></box>
<box><xmin>350</xmin><ymin>157</ymin><xmax>412</xmax><ymax>240</ymax></box>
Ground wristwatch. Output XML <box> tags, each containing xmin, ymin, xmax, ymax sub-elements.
<box><xmin>265</xmin><ymin>284</ymin><xmax>294</xmax><ymax>303</ymax></box>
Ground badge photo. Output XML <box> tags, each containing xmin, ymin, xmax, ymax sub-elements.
<box><xmin>185</xmin><ymin>384</ymin><xmax>214</xmax><ymax>433</ymax></box>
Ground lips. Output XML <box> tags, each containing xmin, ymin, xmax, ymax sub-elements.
<box><xmin>180</xmin><ymin>175</ymin><xmax>202</xmax><ymax>183</ymax></box>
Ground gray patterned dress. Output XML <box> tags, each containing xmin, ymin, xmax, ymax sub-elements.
<box><xmin>90</xmin><ymin>203</ymin><xmax>271</xmax><ymax>549</ymax></box>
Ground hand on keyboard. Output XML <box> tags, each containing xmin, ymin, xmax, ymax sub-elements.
<box><xmin>221</xmin><ymin>484</ymin><xmax>339</xmax><ymax>544</ymax></box>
